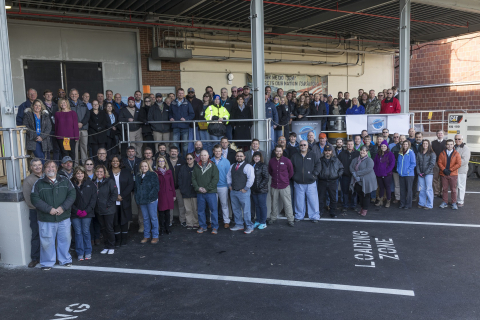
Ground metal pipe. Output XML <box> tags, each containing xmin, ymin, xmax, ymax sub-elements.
<box><xmin>191</xmin><ymin>54</ymin><xmax>360</xmax><ymax>66</ymax></box>
<box><xmin>19</xmin><ymin>129</ymin><xmax>27</xmax><ymax>179</ymax></box>
<box><xmin>127</xmin><ymin>123</ymin><xmax>131</xmax><ymax>147</ymax></box>
<box><xmin>8</xmin><ymin>129</ymin><xmax>17</xmax><ymax>191</ymax></box>
<box><xmin>410</xmin><ymin>81</ymin><xmax>480</xmax><ymax>89</ymax></box>
<box><xmin>121</xmin><ymin>123</ymin><xmax>125</xmax><ymax>147</ymax></box>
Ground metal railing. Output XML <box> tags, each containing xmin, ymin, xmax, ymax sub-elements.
<box><xmin>411</xmin><ymin>109</ymin><xmax>480</xmax><ymax>133</ymax></box>
<box><xmin>0</xmin><ymin>128</ymin><xmax>30</xmax><ymax>190</ymax></box>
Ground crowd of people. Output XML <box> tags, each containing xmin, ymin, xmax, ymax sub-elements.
<box><xmin>19</xmin><ymin>85</ymin><xmax>470</xmax><ymax>271</ymax></box>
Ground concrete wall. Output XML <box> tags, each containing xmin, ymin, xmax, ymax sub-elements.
<box><xmin>7</xmin><ymin>20</ymin><xmax>142</xmax><ymax>106</ymax></box>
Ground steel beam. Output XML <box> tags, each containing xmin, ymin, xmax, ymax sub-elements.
<box><xmin>399</xmin><ymin>0</ymin><xmax>410</xmax><ymax>113</ymax></box>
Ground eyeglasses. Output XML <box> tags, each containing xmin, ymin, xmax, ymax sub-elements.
<box><xmin>98</xmin><ymin>153</ymin><xmax>107</xmax><ymax>155</ymax></box>
<box><xmin>300</xmin><ymin>144</ymin><xmax>308</xmax><ymax>146</ymax></box>
<box><xmin>455</xmin><ymin>139</ymin><xmax>462</xmax><ymax>140</ymax></box>
<box><xmin>382</xmin><ymin>131</ymin><xmax>389</xmax><ymax>133</ymax></box>
<box><xmin>86</xmin><ymin>163</ymin><xmax>94</xmax><ymax>166</ymax></box>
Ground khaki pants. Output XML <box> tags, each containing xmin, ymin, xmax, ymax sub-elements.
<box><xmin>75</xmin><ymin>130</ymin><xmax>88</xmax><ymax>164</ymax></box>
<box><xmin>270</xmin><ymin>187</ymin><xmax>294</xmax><ymax>222</ymax></box>
<box><xmin>129</xmin><ymin>129</ymin><xmax>143</xmax><ymax>158</ymax></box>
<box><xmin>170</xmin><ymin>189</ymin><xmax>186</xmax><ymax>224</ymax></box>
<box><xmin>457</xmin><ymin>173</ymin><xmax>467</xmax><ymax>205</ymax></box>
<box><xmin>153</xmin><ymin>131</ymin><xmax>171</xmax><ymax>153</ymax></box>
<box><xmin>433</xmin><ymin>164</ymin><xmax>442</xmax><ymax>196</ymax></box>
<box><xmin>392</xmin><ymin>172</ymin><xmax>400</xmax><ymax>200</ymax></box>
<box><xmin>183</xmin><ymin>197</ymin><xmax>199</xmax><ymax>227</ymax></box>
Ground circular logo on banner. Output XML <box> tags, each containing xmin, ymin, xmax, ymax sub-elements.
<box><xmin>299</xmin><ymin>126</ymin><xmax>316</xmax><ymax>141</ymax></box>
<box><xmin>371</xmin><ymin>119</ymin><xmax>385</xmax><ymax>130</ymax></box>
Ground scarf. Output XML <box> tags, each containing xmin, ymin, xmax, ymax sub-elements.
<box><xmin>355</xmin><ymin>155</ymin><xmax>368</xmax><ymax>171</ymax></box>
<box><xmin>158</xmin><ymin>167</ymin><xmax>166</xmax><ymax>176</ymax></box>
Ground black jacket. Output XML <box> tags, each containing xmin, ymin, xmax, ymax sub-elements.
<box><xmin>290</xmin><ymin>151</ymin><xmax>321</xmax><ymax>184</ymax></box>
<box><xmin>391</xmin><ymin>143</ymin><xmax>401</xmax><ymax>173</ymax></box>
<box><xmin>177</xmin><ymin>163</ymin><xmax>197</xmax><ymax>198</ymax></box>
<box><xmin>138</xmin><ymin>105</ymin><xmax>152</xmax><ymax>135</ymax></box>
<box><xmin>105</xmin><ymin>112</ymin><xmax>120</xmax><ymax>139</ymax></box>
<box><xmin>318</xmin><ymin>157</ymin><xmax>344</xmax><ymax>181</ymax></box>
<box><xmin>251</xmin><ymin>162</ymin><xmax>269</xmax><ymax>194</ymax></box>
<box><xmin>338</xmin><ymin>149</ymin><xmax>360</xmax><ymax>176</ymax></box>
<box><xmin>71</xmin><ymin>179</ymin><xmax>97</xmax><ymax>219</ymax></box>
<box><xmin>309</xmin><ymin>101</ymin><xmax>327</xmax><ymax>125</ymax></box>
<box><xmin>293</xmin><ymin>105</ymin><xmax>310</xmax><ymax>121</ymax></box>
<box><xmin>166</xmin><ymin>157</ymin><xmax>187</xmax><ymax>189</ymax></box>
<box><xmin>224</xmin><ymin>148</ymin><xmax>237</xmax><ymax>164</ymax></box>
<box><xmin>122</xmin><ymin>157</ymin><xmax>142</xmax><ymax>180</ymax></box>
<box><xmin>118</xmin><ymin>106</ymin><xmax>141</xmax><ymax>132</ymax></box>
<box><xmin>277</xmin><ymin>103</ymin><xmax>290</xmax><ymax>126</ymax></box>
<box><xmin>365</xmin><ymin>143</ymin><xmax>378</xmax><ymax>160</ymax></box>
<box><xmin>339</xmin><ymin>99</ymin><xmax>352</xmax><ymax>111</ymax></box>
<box><xmin>43</xmin><ymin>100</ymin><xmax>58</xmax><ymax>133</ymax></box>
<box><xmin>148</xmin><ymin>102</ymin><xmax>171</xmax><ymax>133</ymax></box>
<box><xmin>108</xmin><ymin>169</ymin><xmax>134</xmax><ymax>212</ymax></box>
<box><xmin>93</xmin><ymin>177</ymin><xmax>117</xmax><ymax>215</ymax></box>
<box><xmin>188</xmin><ymin>96</ymin><xmax>204</xmax><ymax>128</ymax></box>
<box><xmin>88</xmin><ymin>110</ymin><xmax>109</xmax><ymax>145</ymax></box>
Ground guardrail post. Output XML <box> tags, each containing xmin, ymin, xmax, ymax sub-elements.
<box><xmin>127</xmin><ymin>122</ymin><xmax>131</xmax><ymax>147</ymax></box>
<box><xmin>19</xmin><ymin>128</ymin><xmax>27</xmax><ymax>179</ymax></box>
<box><xmin>8</xmin><ymin>129</ymin><xmax>17</xmax><ymax>191</ymax></box>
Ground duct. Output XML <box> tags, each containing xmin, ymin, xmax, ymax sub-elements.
<box><xmin>191</xmin><ymin>55</ymin><xmax>359</xmax><ymax>66</ymax></box>
<box><xmin>165</xmin><ymin>36</ymin><xmax>396</xmax><ymax>56</ymax></box>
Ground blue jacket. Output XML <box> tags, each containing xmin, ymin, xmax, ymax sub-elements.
<box><xmin>168</xmin><ymin>98</ymin><xmax>195</xmax><ymax>129</ymax></box>
<box><xmin>345</xmin><ymin>105</ymin><xmax>365</xmax><ymax>115</ymax></box>
<box><xmin>213</xmin><ymin>156</ymin><xmax>231</xmax><ymax>188</ymax></box>
<box><xmin>265</xmin><ymin>101</ymin><xmax>279</xmax><ymax>127</ymax></box>
<box><xmin>16</xmin><ymin>99</ymin><xmax>33</xmax><ymax>126</ymax></box>
<box><xmin>397</xmin><ymin>148</ymin><xmax>416</xmax><ymax>177</ymax></box>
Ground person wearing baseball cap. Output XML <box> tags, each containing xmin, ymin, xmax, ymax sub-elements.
<box><xmin>58</xmin><ymin>156</ymin><xmax>74</xmax><ymax>179</ymax></box>
<box><xmin>311</xmin><ymin>132</ymin><xmax>334</xmax><ymax>159</ymax></box>
<box><xmin>317</xmin><ymin>144</ymin><xmax>344</xmax><ymax>218</ymax></box>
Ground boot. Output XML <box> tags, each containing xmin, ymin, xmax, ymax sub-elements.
<box><xmin>385</xmin><ymin>200</ymin><xmax>391</xmax><ymax>208</ymax></box>
<box><xmin>361</xmin><ymin>209</ymin><xmax>367</xmax><ymax>216</ymax></box>
<box><xmin>375</xmin><ymin>199</ymin><xmax>384</xmax><ymax>207</ymax></box>
<box><xmin>121</xmin><ymin>232</ymin><xmax>128</xmax><ymax>246</ymax></box>
<box><xmin>114</xmin><ymin>234</ymin><xmax>121</xmax><ymax>248</ymax></box>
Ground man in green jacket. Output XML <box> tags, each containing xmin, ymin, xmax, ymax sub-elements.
<box><xmin>192</xmin><ymin>150</ymin><xmax>220</xmax><ymax>234</ymax></box>
<box><xmin>31</xmin><ymin>160</ymin><xmax>76</xmax><ymax>270</ymax></box>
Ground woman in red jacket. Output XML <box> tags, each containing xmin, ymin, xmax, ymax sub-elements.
<box><xmin>156</xmin><ymin>156</ymin><xmax>176</xmax><ymax>235</ymax></box>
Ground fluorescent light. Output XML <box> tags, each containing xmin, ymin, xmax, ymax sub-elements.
<box><xmin>5</xmin><ymin>1</ymin><xmax>13</xmax><ymax>9</ymax></box>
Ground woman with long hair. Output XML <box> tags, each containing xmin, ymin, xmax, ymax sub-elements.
<box><xmin>293</xmin><ymin>95</ymin><xmax>310</xmax><ymax>121</ymax></box>
<box><xmin>89</xmin><ymin>100</ymin><xmax>109</xmax><ymax>157</ymax></box>
<box><xmin>105</xmin><ymin>102</ymin><xmax>119</xmax><ymax>157</ymax></box>
<box><xmin>373</xmin><ymin>141</ymin><xmax>396</xmax><ymax>208</ymax></box>
<box><xmin>23</xmin><ymin>99</ymin><xmax>52</xmax><ymax>163</ymax></box>
<box><xmin>350</xmin><ymin>146</ymin><xmax>377</xmax><ymax>216</ymax></box>
<box><xmin>70</xmin><ymin>166</ymin><xmax>97</xmax><ymax>261</ymax></box>
<box><xmin>397</xmin><ymin>140</ymin><xmax>417</xmax><ymax>209</ymax></box>
<box><xmin>416</xmin><ymin>139</ymin><xmax>436</xmax><ymax>209</ymax></box>
<box><xmin>135</xmin><ymin>160</ymin><xmax>160</xmax><ymax>244</ymax></box>
<box><xmin>55</xmin><ymin>98</ymin><xmax>79</xmax><ymax>160</ymax></box>
<box><xmin>155</xmin><ymin>156</ymin><xmax>176</xmax><ymax>235</ymax></box>
<box><xmin>345</xmin><ymin>97</ymin><xmax>365</xmax><ymax>115</ymax></box>
<box><xmin>231</xmin><ymin>95</ymin><xmax>252</xmax><ymax>149</ymax></box>
<box><xmin>250</xmin><ymin>151</ymin><xmax>269</xmax><ymax>229</ymax></box>
<box><xmin>329</xmin><ymin>98</ymin><xmax>342</xmax><ymax>115</ymax></box>
<box><xmin>93</xmin><ymin>165</ymin><xmax>117</xmax><ymax>254</ymax></box>
<box><xmin>109</xmin><ymin>155</ymin><xmax>134</xmax><ymax>247</ymax></box>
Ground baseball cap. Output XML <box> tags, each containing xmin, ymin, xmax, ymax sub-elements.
<box><xmin>155</xmin><ymin>93</ymin><xmax>163</xmax><ymax>98</ymax></box>
<box><xmin>128</xmin><ymin>96</ymin><xmax>135</xmax><ymax>101</ymax></box>
<box><xmin>62</xmin><ymin>156</ymin><xmax>73</xmax><ymax>164</ymax></box>
<box><xmin>187</xmin><ymin>87</ymin><xmax>195</xmax><ymax>93</ymax></box>
<box><xmin>319</xmin><ymin>133</ymin><xmax>327</xmax><ymax>139</ymax></box>
<box><xmin>324</xmin><ymin>145</ymin><xmax>332</xmax><ymax>151</ymax></box>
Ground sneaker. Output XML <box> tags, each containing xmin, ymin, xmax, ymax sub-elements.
<box><xmin>197</xmin><ymin>227</ymin><xmax>207</xmax><ymax>234</ymax></box>
<box><xmin>294</xmin><ymin>219</ymin><xmax>301</xmax><ymax>222</ymax></box>
<box><xmin>439</xmin><ymin>202</ymin><xmax>448</xmax><ymax>208</ymax></box>
<box><xmin>311</xmin><ymin>220</ymin><xmax>319</xmax><ymax>223</ymax></box>
<box><xmin>258</xmin><ymin>223</ymin><xmax>267</xmax><ymax>230</ymax></box>
<box><xmin>288</xmin><ymin>221</ymin><xmax>295</xmax><ymax>227</ymax></box>
<box><xmin>85</xmin><ymin>254</ymin><xmax>92</xmax><ymax>260</ymax></box>
<box><xmin>224</xmin><ymin>223</ymin><xmax>230</xmax><ymax>229</ymax></box>
<box><xmin>187</xmin><ymin>226</ymin><xmax>193</xmax><ymax>230</ymax></box>
<box><xmin>100</xmin><ymin>249</ymin><xmax>108</xmax><ymax>254</ymax></box>
<box><xmin>63</xmin><ymin>263</ymin><xmax>72</xmax><ymax>267</ymax></box>
<box><xmin>211</xmin><ymin>228</ymin><xmax>218</xmax><ymax>235</ymax></box>
<box><xmin>181</xmin><ymin>222</ymin><xmax>187</xmax><ymax>228</ymax></box>
<box><xmin>254</xmin><ymin>222</ymin><xmax>261</xmax><ymax>228</ymax></box>
<box><xmin>230</xmin><ymin>225</ymin><xmax>244</xmax><ymax>231</ymax></box>
<box><xmin>244</xmin><ymin>228</ymin><xmax>254</xmax><ymax>234</ymax></box>
<box><xmin>41</xmin><ymin>267</ymin><xmax>51</xmax><ymax>271</ymax></box>
<box><xmin>452</xmin><ymin>203</ymin><xmax>458</xmax><ymax>210</ymax></box>
<box><xmin>169</xmin><ymin>223</ymin><xmax>172</xmax><ymax>227</ymax></box>
<box><xmin>107</xmin><ymin>249</ymin><xmax>115</xmax><ymax>255</ymax></box>
<box><xmin>77</xmin><ymin>256</ymin><xmax>84</xmax><ymax>262</ymax></box>
<box><xmin>267</xmin><ymin>219</ymin><xmax>275</xmax><ymax>225</ymax></box>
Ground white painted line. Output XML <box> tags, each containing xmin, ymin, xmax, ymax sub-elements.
<box><xmin>278</xmin><ymin>216</ymin><xmax>480</xmax><ymax>228</ymax></box>
<box><xmin>62</xmin><ymin>265</ymin><xmax>415</xmax><ymax>297</ymax></box>
<box><xmin>465</xmin><ymin>191</ymin><xmax>480</xmax><ymax>194</ymax></box>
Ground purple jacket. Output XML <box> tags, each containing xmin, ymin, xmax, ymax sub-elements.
<box><xmin>268</xmin><ymin>156</ymin><xmax>293</xmax><ymax>189</ymax></box>
<box><xmin>373</xmin><ymin>150</ymin><xmax>395</xmax><ymax>177</ymax></box>
<box><xmin>156</xmin><ymin>170</ymin><xmax>175</xmax><ymax>211</ymax></box>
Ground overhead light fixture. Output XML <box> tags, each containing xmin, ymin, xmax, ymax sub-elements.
<box><xmin>5</xmin><ymin>1</ymin><xmax>13</xmax><ymax>9</ymax></box>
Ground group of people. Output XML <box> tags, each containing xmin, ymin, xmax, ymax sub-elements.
<box><xmin>16</xmin><ymin>85</ymin><xmax>402</xmax><ymax>165</ymax></box>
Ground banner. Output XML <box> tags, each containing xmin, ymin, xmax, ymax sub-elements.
<box><xmin>247</xmin><ymin>74</ymin><xmax>328</xmax><ymax>97</ymax></box>
<box><xmin>345</xmin><ymin>114</ymin><xmax>410</xmax><ymax>135</ymax></box>
<box><xmin>292</xmin><ymin>120</ymin><xmax>323</xmax><ymax>143</ymax></box>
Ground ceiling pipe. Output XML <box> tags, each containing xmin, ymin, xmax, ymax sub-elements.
<box><xmin>164</xmin><ymin>36</ymin><xmax>396</xmax><ymax>56</ymax></box>
<box><xmin>6</xmin><ymin>10</ymin><xmax>398</xmax><ymax>45</ymax></box>
<box><xmin>191</xmin><ymin>55</ymin><xmax>359</xmax><ymax>66</ymax></box>
<box><xmin>243</xmin><ymin>0</ymin><xmax>469</xmax><ymax>29</ymax></box>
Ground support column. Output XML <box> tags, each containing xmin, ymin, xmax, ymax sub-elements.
<box><xmin>251</xmin><ymin>0</ymin><xmax>267</xmax><ymax>152</ymax></box>
<box><xmin>399</xmin><ymin>0</ymin><xmax>410</xmax><ymax>113</ymax></box>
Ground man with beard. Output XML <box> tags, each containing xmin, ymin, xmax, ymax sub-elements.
<box><xmin>193</xmin><ymin>141</ymin><xmax>204</xmax><ymax>163</ymax></box>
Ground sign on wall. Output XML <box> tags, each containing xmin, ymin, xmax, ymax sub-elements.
<box><xmin>292</xmin><ymin>120</ymin><xmax>323</xmax><ymax>143</ymax></box>
<box><xmin>346</xmin><ymin>114</ymin><xmax>410</xmax><ymax>135</ymax></box>
<box><xmin>247</xmin><ymin>74</ymin><xmax>328</xmax><ymax>97</ymax></box>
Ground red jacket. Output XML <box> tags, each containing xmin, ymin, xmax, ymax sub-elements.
<box><xmin>156</xmin><ymin>169</ymin><xmax>175</xmax><ymax>211</ymax></box>
<box><xmin>380</xmin><ymin>98</ymin><xmax>401</xmax><ymax>114</ymax></box>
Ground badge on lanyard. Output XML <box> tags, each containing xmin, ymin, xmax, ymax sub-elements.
<box><xmin>63</xmin><ymin>138</ymin><xmax>71</xmax><ymax>151</ymax></box>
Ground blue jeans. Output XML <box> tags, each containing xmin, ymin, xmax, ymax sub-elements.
<box><xmin>140</xmin><ymin>200</ymin><xmax>159</xmax><ymax>238</ymax></box>
<box><xmin>418</xmin><ymin>174</ymin><xmax>434</xmax><ymax>208</ymax></box>
<box><xmin>210</xmin><ymin>134</ymin><xmax>222</xmax><ymax>148</ymax></box>
<box><xmin>197</xmin><ymin>193</ymin><xmax>219</xmax><ymax>229</ymax></box>
<box><xmin>33</xmin><ymin>141</ymin><xmax>47</xmax><ymax>163</ymax></box>
<box><xmin>71</xmin><ymin>217</ymin><xmax>92</xmax><ymax>257</ymax></box>
<box><xmin>199</xmin><ymin>130</ymin><xmax>212</xmax><ymax>157</ymax></box>
<box><xmin>231</xmin><ymin>189</ymin><xmax>253</xmax><ymax>229</ymax></box>
<box><xmin>252</xmin><ymin>193</ymin><xmax>268</xmax><ymax>224</ymax></box>
<box><xmin>38</xmin><ymin>219</ymin><xmax>72</xmax><ymax>267</ymax></box>
<box><xmin>172</xmin><ymin>127</ymin><xmax>189</xmax><ymax>156</ymax></box>
<box><xmin>294</xmin><ymin>181</ymin><xmax>320</xmax><ymax>220</ymax></box>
